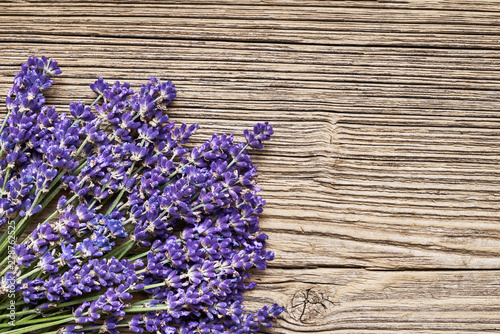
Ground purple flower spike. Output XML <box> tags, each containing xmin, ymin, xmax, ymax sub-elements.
<box><xmin>1</xmin><ymin>57</ymin><xmax>282</xmax><ymax>334</ymax></box>
<box><xmin>90</xmin><ymin>77</ymin><xmax>109</xmax><ymax>95</ymax></box>
<box><xmin>38</xmin><ymin>252</ymin><xmax>58</xmax><ymax>273</ymax></box>
<box><xmin>158</xmin><ymin>80</ymin><xmax>176</xmax><ymax>104</ymax></box>
<box><xmin>39</xmin><ymin>56</ymin><xmax>62</xmax><ymax>76</ymax></box>
<box><xmin>244</xmin><ymin>122</ymin><xmax>274</xmax><ymax>150</ymax></box>
<box><xmin>70</xmin><ymin>101</ymin><xmax>96</xmax><ymax>122</ymax></box>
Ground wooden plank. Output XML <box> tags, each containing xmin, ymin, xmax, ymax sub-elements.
<box><xmin>248</xmin><ymin>268</ymin><xmax>500</xmax><ymax>333</ymax></box>
<box><xmin>0</xmin><ymin>85</ymin><xmax>499</xmax><ymax>270</ymax></box>
<box><xmin>5</xmin><ymin>5</ymin><xmax>500</xmax><ymax>26</ymax></box>
<box><xmin>3</xmin><ymin>24</ymin><xmax>500</xmax><ymax>49</ymax></box>
<box><xmin>0</xmin><ymin>53</ymin><xmax>499</xmax><ymax>270</ymax></box>
<box><xmin>6</xmin><ymin>1</ymin><xmax>500</xmax><ymax>14</ymax></box>
<box><xmin>1</xmin><ymin>0</ymin><xmax>500</xmax><ymax>333</ymax></box>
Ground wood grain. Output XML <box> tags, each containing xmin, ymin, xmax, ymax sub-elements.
<box><xmin>1</xmin><ymin>0</ymin><xmax>500</xmax><ymax>332</ymax></box>
<box><xmin>246</xmin><ymin>268</ymin><xmax>500</xmax><ymax>333</ymax></box>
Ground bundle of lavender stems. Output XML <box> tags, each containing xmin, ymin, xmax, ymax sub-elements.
<box><xmin>0</xmin><ymin>56</ymin><xmax>284</xmax><ymax>334</ymax></box>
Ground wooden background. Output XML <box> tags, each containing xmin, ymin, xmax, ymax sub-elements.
<box><xmin>1</xmin><ymin>0</ymin><xmax>500</xmax><ymax>332</ymax></box>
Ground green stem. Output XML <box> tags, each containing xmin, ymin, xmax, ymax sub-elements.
<box><xmin>1</xmin><ymin>316</ymin><xmax>74</xmax><ymax>334</ymax></box>
<box><xmin>16</xmin><ymin>266</ymin><xmax>41</xmax><ymax>282</ymax></box>
<box><xmin>0</xmin><ymin>109</ymin><xmax>12</xmax><ymax>134</ymax></box>
<box><xmin>107</xmin><ymin>187</ymin><xmax>126</xmax><ymax>215</ymax></box>
<box><xmin>0</xmin><ymin>300</ymin><xmax>23</xmax><ymax>311</ymax></box>
<box><xmin>125</xmin><ymin>304</ymin><xmax>171</xmax><ymax>313</ymax></box>
<box><xmin>128</xmin><ymin>250</ymin><xmax>150</xmax><ymax>261</ymax></box>
<box><xmin>116</xmin><ymin>239</ymin><xmax>136</xmax><ymax>260</ymax></box>
<box><xmin>10</xmin><ymin>313</ymin><xmax>36</xmax><ymax>326</ymax></box>
<box><xmin>81</xmin><ymin>323</ymin><xmax>129</xmax><ymax>332</ymax></box>
<box><xmin>227</xmin><ymin>143</ymin><xmax>249</xmax><ymax>170</ymax></box>
<box><xmin>58</xmin><ymin>293</ymin><xmax>101</xmax><ymax>309</ymax></box>
<box><xmin>104</xmin><ymin>238</ymin><xmax>134</xmax><ymax>260</ymax></box>
<box><xmin>0</xmin><ymin>309</ymin><xmax>40</xmax><ymax>321</ymax></box>
<box><xmin>74</xmin><ymin>137</ymin><xmax>89</xmax><ymax>157</ymax></box>
<box><xmin>2</xmin><ymin>168</ymin><xmax>11</xmax><ymax>192</ymax></box>
<box><xmin>141</xmin><ymin>282</ymin><xmax>165</xmax><ymax>290</ymax></box>
<box><xmin>0</xmin><ymin>314</ymin><xmax>69</xmax><ymax>329</ymax></box>
<box><xmin>0</xmin><ymin>292</ymin><xmax>102</xmax><ymax>325</ymax></box>
<box><xmin>90</xmin><ymin>94</ymin><xmax>102</xmax><ymax>108</ymax></box>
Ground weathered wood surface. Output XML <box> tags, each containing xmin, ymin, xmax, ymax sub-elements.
<box><xmin>2</xmin><ymin>0</ymin><xmax>500</xmax><ymax>332</ymax></box>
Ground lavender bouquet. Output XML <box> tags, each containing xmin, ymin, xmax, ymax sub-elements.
<box><xmin>0</xmin><ymin>56</ymin><xmax>284</xmax><ymax>334</ymax></box>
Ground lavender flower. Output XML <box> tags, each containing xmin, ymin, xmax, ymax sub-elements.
<box><xmin>0</xmin><ymin>57</ymin><xmax>283</xmax><ymax>334</ymax></box>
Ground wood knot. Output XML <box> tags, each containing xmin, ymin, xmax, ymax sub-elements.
<box><xmin>289</xmin><ymin>287</ymin><xmax>335</xmax><ymax>323</ymax></box>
